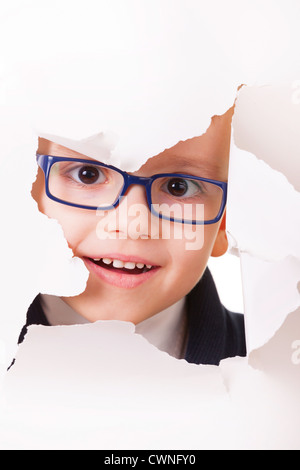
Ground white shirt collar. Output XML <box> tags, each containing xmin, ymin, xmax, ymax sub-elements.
<box><xmin>135</xmin><ymin>297</ymin><xmax>187</xmax><ymax>359</ymax></box>
<box><xmin>40</xmin><ymin>294</ymin><xmax>187</xmax><ymax>359</ymax></box>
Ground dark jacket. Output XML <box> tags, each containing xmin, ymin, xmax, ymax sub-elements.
<box><xmin>18</xmin><ymin>268</ymin><xmax>246</xmax><ymax>366</ymax></box>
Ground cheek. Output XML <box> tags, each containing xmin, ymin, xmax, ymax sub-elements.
<box><xmin>173</xmin><ymin>244</ymin><xmax>209</xmax><ymax>279</ymax></box>
<box><xmin>166</xmin><ymin>225</ymin><xmax>220</xmax><ymax>284</ymax></box>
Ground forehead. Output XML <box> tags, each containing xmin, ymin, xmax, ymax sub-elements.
<box><xmin>38</xmin><ymin>111</ymin><xmax>232</xmax><ymax>181</ymax></box>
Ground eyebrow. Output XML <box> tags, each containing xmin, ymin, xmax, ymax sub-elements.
<box><xmin>154</xmin><ymin>155</ymin><xmax>227</xmax><ymax>180</ymax></box>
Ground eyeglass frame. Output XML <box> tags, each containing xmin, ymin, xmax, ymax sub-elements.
<box><xmin>36</xmin><ymin>154</ymin><xmax>227</xmax><ymax>225</ymax></box>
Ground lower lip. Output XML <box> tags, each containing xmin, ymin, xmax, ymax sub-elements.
<box><xmin>83</xmin><ymin>257</ymin><xmax>161</xmax><ymax>289</ymax></box>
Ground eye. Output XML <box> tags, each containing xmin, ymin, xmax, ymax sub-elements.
<box><xmin>167</xmin><ymin>178</ymin><xmax>188</xmax><ymax>196</ymax></box>
<box><xmin>163</xmin><ymin>177</ymin><xmax>202</xmax><ymax>198</ymax></box>
<box><xmin>69</xmin><ymin>165</ymin><xmax>105</xmax><ymax>185</ymax></box>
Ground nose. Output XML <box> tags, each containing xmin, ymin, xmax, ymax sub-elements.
<box><xmin>123</xmin><ymin>177</ymin><xmax>149</xmax><ymax>203</ymax></box>
<box><xmin>97</xmin><ymin>183</ymin><xmax>160</xmax><ymax>240</ymax></box>
<box><xmin>117</xmin><ymin>184</ymin><xmax>153</xmax><ymax>239</ymax></box>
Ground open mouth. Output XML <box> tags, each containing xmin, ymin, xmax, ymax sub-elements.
<box><xmin>83</xmin><ymin>256</ymin><xmax>161</xmax><ymax>288</ymax></box>
<box><xmin>88</xmin><ymin>257</ymin><xmax>155</xmax><ymax>275</ymax></box>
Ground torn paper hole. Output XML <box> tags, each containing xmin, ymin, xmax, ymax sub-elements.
<box><xmin>2</xmin><ymin>84</ymin><xmax>300</xmax><ymax>449</ymax></box>
<box><xmin>1</xmin><ymin>1</ymin><xmax>300</xmax><ymax>451</ymax></box>
<box><xmin>228</xmin><ymin>84</ymin><xmax>300</xmax><ymax>362</ymax></box>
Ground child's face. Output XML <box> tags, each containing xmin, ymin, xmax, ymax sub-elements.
<box><xmin>32</xmin><ymin>110</ymin><xmax>232</xmax><ymax>324</ymax></box>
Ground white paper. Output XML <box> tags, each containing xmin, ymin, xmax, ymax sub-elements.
<box><xmin>228</xmin><ymin>84</ymin><xmax>300</xmax><ymax>358</ymax></box>
<box><xmin>1</xmin><ymin>1</ymin><xmax>300</xmax><ymax>451</ymax></box>
<box><xmin>1</xmin><ymin>321</ymin><xmax>299</xmax><ymax>450</ymax></box>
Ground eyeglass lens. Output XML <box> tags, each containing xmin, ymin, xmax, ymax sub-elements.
<box><xmin>48</xmin><ymin>160</ymin><xmax>224</xmax><ymax>222</ymax></box>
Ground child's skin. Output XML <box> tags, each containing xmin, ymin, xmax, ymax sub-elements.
<box><xmin>32</xmin><ymin>109</ymin><xmax>232</xmax><ymax>324</ymax></box>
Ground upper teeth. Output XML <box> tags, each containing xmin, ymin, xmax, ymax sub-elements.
<box><xmin>94</xmin><ymin>258</ymin><xmax>153</xmax><ymax>270</ymax></box>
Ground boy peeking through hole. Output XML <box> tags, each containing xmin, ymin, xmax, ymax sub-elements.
<box><xmin>20</xmin><ymin>108</ymin><xmax>246</xmax><ymax>365</ymax></box>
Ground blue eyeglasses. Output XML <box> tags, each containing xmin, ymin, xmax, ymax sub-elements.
<box><xmin>36</xmin><ymin>154</ymin><xmax>227</xmax><ymax>225</ymax></box>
